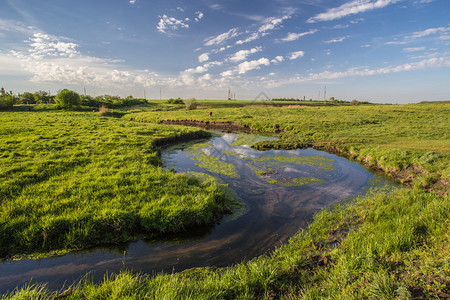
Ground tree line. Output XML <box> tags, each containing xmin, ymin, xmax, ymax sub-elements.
<box><xmin>0</xmin><ymin>88</ymin><xmax>148</xmax><ymax>110</ymax></box>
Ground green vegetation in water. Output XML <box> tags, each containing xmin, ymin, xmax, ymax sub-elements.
<box><xmin>0</xmin><ymin>110</ymin><xmax>235</xmax><ymax>259</ymax></box>
<box><xmin>127</xmin><ymin>101</ymin><xmax>449</xmax><ymax>192</ymax></box>
<box><xmin>244</xmin><ymin>155</ymin><xmax>334</xmax><ymax>186</ymax></box>
<box><xmin>186</xmin><ymin>143</ymin><xmax>240</xmax><ymax>178</ymax></box>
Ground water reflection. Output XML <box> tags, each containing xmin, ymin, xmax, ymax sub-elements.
<box><xmin>0</xmin><ymin>132</ymin><xmax>396</xmax><ymax>294</ymax></box>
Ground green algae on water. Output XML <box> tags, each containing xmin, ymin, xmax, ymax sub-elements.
<box><xmin>187</xmin><ymin>145</ymin><xmax>240</xmax><ymax>178</ymax></box>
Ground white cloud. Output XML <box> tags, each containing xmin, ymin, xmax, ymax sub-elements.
<box><xmin>204</xmin><ymin>28</ymin><xmax>239</xmax><ymax>46</ymax></box>
<box><xmin>325</xmin><ymin>36</ymin><xmax>350</xmax><ymax>43</ymax></box>
<box><xmin>237</xmin><ymin>58</ymin><xmax>270</xmax><ymax>74</ymax></box>
<box><xmin>403</xmin><ymin>47</ymin><xmax>426</xmax><ymax>52</ymax></box>
<box><xmin>177</xmin><ymin>7</ymin><xmax>184</xmax><ymax>12</ymax></box>
<box><xmin>307</xmin><ymin>0</ymin><xmax>401</xmax><ymax>23</ymax></box>
<box><xmin>229</xmin><ymin>47</ymin><xmax>263</xmax><ymax>62</ymax></box>
<box><xmin>157</xmin><ymin>14</ymin><xmax>189</xmax><ymax>34</ymax></box>
<box><xmin>129</xmin><ymin>0</ymin><xmax>136</xmax><ymax>4</ymax></box>
<box><xmin>258</xmin><ymin>15</ymin><xmax>291</xmax><ymax>33</ymax></box>
<box><xmin>10</xmin><ymin>31</ymin><xmax>173</xmax><ymax>87</ymax></box>
<box><xmin>285</xmin><ymin>56</ymin><xmax>450</xmax><ymax>83</ymax></box>
<box><xmin>387</xmin><ymin>27</ymin><xmax>450</xmax><ymax>45</ymax></box>
<box><xmin>271</xmin><ymin>56</ymin><xmax>284</xmax><ymax>63</ymax></box>
<box><xmin>22</xmin><ymin>33</ymin><xmax>79</xmax><ymax>59</ymax></box>
<box><xmin>220</xmin><ymin>70</ymin><xmax>234</xmax><ymax>77</ymax></box>
<box><xmin>236</xmin><ymin>32</ymin><xmax>260</xmax><ymax>45</ymax></box>
<box><xmin>289</xmin><ymin>51</ymin><xmax>305</xmax><ymax>60</ymax></box>
<box><xmin>180</xmin><ymin>61</ymin><xmax>223</xmax><ymax>84</ymax></box>
<box><xmin>0</xmin><ymin>19</ymin><xmax>35</xmax><ymax>35</ymax></box>
<box><xmin>198</xmin><ymin>52</ymin><xmax>209</xmax><ymax>63</ymax></box>
<box><xmin>195</xmin><ymin>11</ymin><xmax>204</xmax><ymax>22</ymax></box>
<box><xmin>280</xmin><ymin>29</ymin><xmax>318</xmax><ymax>42</ymax></box>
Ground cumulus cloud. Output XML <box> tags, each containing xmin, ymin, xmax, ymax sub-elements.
<box><xmin>204</xmin><ymin>28</ymin><xmax>239</xmax><ymax>46</ymax></box>
<box><xmin>289</xmin><ymin>51</ymin><xmax>305</xmax><ymax>60</ymax></box>
<box><xmin>237</xmin><ymin>58</ymin><xmax>270</xmax><ymax>74</ymax></box>
<box><xmin>180</xmin><ymin>61</ymin><xmax>223</xmax><ymax>84</ymax></box>
<box><xmin>195</xmin><ymin>11</ymin><xmax>204</xmax><ymax>22</ymax></box>
<box><xmin>220</xmin><ymin>70</ymin><xmax>234</xmax><ymax>77</ymax></box>
<box><xmin>307</xmin><ymin>0</ymin><xmax>401</xmax><ymax>23</ymax></box>
<box><xmin>23</xmin><ymin>32</ymin><xmax>79</xmax><ymax>59</ymax></box>
<box><xmin>271</xmin><ymin>56</ymin><xmax>284</xmax><ymax>63</ymax></box>
<box><xmin>10</xmin><ymin>31</ymin><xmax>173</xmax><ymax>87</ymax></box>
<box><xmin>198</xmin><ymin>52</ymin><xmax>209</xmax><ymax>63</ymax></box>
<box><xmin>129</xmin><ymin>0</ymin><xmax>136</xmax><ymax>4</ymax></box>
<box><xmin>280</xmin><ymin>29</ymin><xmax>318</xmax><ymax>42</ymax></box>
<box><xmin>229</xmin><ymin>46</ymin><xmax>263</xmax><ymax>63</ymax></box>
<box><xmin>157</xmin><ymin>14</ymin><xmax>190</xmax><ymax>34</ymax></box>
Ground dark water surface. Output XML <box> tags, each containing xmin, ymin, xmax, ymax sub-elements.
<box><xmin>0</xmin><ymin>132</ymin><xmax>396</xmax><ymax>294</ymax></box>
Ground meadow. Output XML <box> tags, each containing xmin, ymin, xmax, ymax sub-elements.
<box><xmin>1</xmin><ymin>101</ymin><xmax>449</xmax><ymax>299</ymax></box>
<box><xmin>0</xmin><ymin>109</ymin><xmax>236</xmax><ymax>259</ymax></box>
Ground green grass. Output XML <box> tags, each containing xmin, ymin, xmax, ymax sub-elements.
<box><xmin>126</xmin><ymin>101</ymin><xmax>450</xmax><ymax>192</ymax></box>
<box><xmin>1</xmin><ymin>102</ymin><xmax>449</xmax><ymax>298</ymax></box>
<box><xmin>0</xmin><ymin>110</ymin><xmax>236</xmax><ymax>259</ymax></box>
<box><xmin>3</xmin><ymin>189</ymin><xmax>448</xmax><ymax>299</ymax></box>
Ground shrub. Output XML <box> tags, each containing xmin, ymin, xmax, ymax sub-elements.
<box><xmin>167</xmin><ymin>98</ymin><xmax>184</xmax><ymax>104</ymax></box>
<box><xmin>55</xmin><ymin>89</ymin><xmax>81</xmax><ymax>110</ymax></box>
<box><xmin>185</xmin><ymin>98</ymin><xmax>197</xmax><ymax>110</ymax></box>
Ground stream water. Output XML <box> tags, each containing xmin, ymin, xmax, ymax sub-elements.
<box><xmin>0</xmin><ymin>132</ymin><xmax>396</xmax><ymax>294</ymax></box>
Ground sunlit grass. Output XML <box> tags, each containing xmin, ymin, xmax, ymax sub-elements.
<box><xmin>0</xmin><ymin>110</ymin><xmax>235</xmax><ymax>259</ymax></box>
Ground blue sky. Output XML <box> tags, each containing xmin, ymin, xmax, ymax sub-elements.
<box><xmin>0</xmin><ymin>0</ymin><xmax>449</xmax><ymax>103</ymax></box>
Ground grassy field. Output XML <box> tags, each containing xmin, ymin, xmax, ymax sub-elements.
<box><xmin>1</xmin><ymin>101</ymin><xmax>449</xmax><ymax>299</ymax></box>
<box><xmin>127</xmin><ymin>101</ymin><xmax>450</xmax><ymax>193</ymax></box>
<box><xmin>0</xmin><ymin>110</ymin><xmax>236</xmax><ymax>259</ymax></box>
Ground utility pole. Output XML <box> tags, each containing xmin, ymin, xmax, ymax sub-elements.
<box><xmin>318</xmin><ymin>90</ymin><xmax>321</xmax><ymax>101</ymax></box>
<box><xmin>324</xmin><ymin>86</ymin><xmax>327</xmax><ymax>101</ymax></box>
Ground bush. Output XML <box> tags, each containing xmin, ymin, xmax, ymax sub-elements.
<box><xmin>167</xmin><ymin>98</ymin><xmax>184</xmax><ymax>104</ymax></box>
<box><xmin>55</xmin><ymin>89</ymin><xmax>81</xmax><ymax>110</ymax></box>
<box><xmin>185</xmin><ymin>98</ymin><xmax>197</xmax><ymax>110</ymax></box>
<box><xmin>0</xmin><ymin>94</ymin><xmax>14</xmax><ymax>110</ymax></box>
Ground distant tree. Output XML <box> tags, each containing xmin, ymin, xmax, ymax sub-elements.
<box><xmin>20</xmin><ymin>92</ymin><xmax>35</xmax><ymax>104</ymax></box>
<box><xmin>55</xmin><ymin>89</ymin><xmax>81</xmax><ymax>110</ymax></box>
<box><xmin>351</xmin><ymin>99</ymin><xmax>360</xmax><ymax>106</ymax></box>
<box><xmin>185</xmin><ymin>98</ymin><xmax>197</xmax><ymax>110</ymax></box>
<box><xmin>329</xmin><ymin>97</ymin><xmax>335</xmax><ymax>101</ymax></box>
<box><xmin>33</xmin><ymin>91</ymin><xmax>50</xmax><ymax>104</ymax></box>
<box><xmin>167</xmin><ymin>98</ymin><xmax>184</xmax><ymax>104</ymax></box>
<box><xmin>0</xmin><ymin>88</ymin><xmax>15</xmax><ymax>109</ymax></box>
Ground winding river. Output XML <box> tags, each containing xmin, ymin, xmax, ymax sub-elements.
<box><xmin>0</xmin><ymin>132</ymin><xmax>396</xmax><ymax>294</ymax></box>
